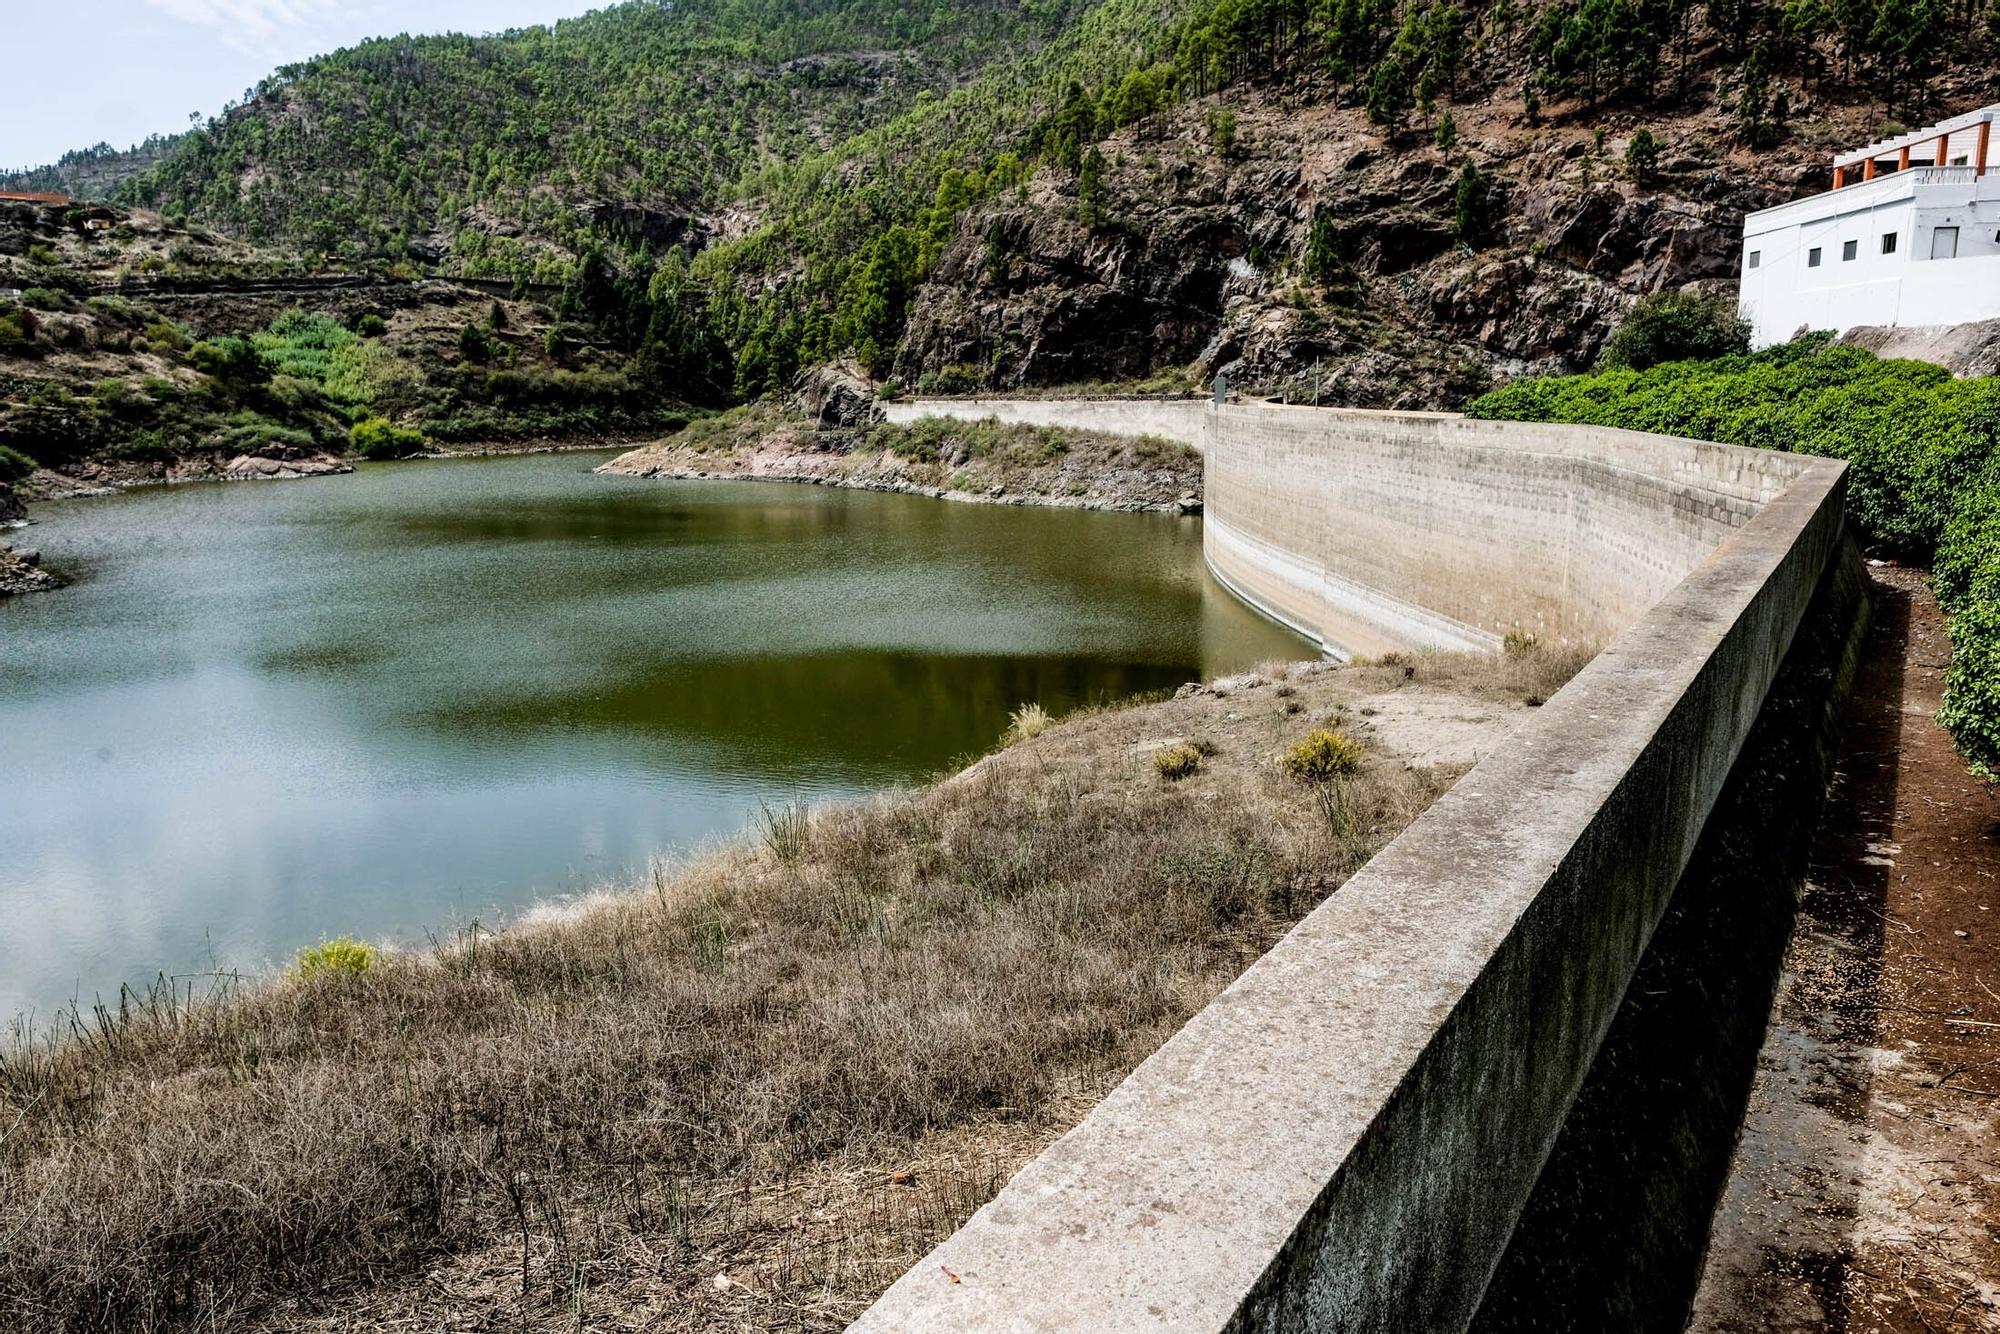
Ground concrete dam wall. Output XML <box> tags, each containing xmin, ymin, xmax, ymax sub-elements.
<box><xmin>854</xmin><ymin>400</ymin><xmax>1859</xmax><ymax>1333</ymax></box>
<box><xmin>1203</xmin><ymin>405</ymin><xmax>1807</xmax><ymax>658</ymax></box>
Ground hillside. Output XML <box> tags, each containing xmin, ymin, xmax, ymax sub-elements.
<box><xmin>0</xmin><ymin>196</ymin><xmax>687</xmax><ymax>526</ymax></box>
<box><xmin>8</xmin><ymin>0</ymin><xmax>2000</xmax><ymax>425</ymax></box>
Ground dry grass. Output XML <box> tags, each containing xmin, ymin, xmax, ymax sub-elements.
<box><xmin>0</xmin><ymin>650</ymin><xmax>1585</xmax><ymax>1332</ymax></box>
<box><xmin>1365</xmin><ymin>641</ymin><xmax>1598</xmax><ymax>708</ymax></box>
<box><xmin>604</xmin><ymin>406</ymin><xmax>1202</xmax><ymax>513</ymax></box>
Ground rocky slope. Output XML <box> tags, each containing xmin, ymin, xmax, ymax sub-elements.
<box><xmin>0</xmin><ymin>195</ymin><xmax>686</xmax><ymax>523</ymax></box>
<box><xmin>900</xmin><ymin>69</ymin><xmax>2000</xmax><ymax>407</ymax></box>
<box><xmin>11</xmin><ymin>0</ymin><xmax>2000</xmax><ymax>427</ymax></box>
<box><xmin>0</xmin><ymin>541</ymin><xmax>60</xmax><ymax>596</ymax></box>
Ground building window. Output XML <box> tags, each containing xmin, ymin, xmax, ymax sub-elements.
<box><xmin>1882</xmin><ymin>232</ymin><xmax>1898</xmax><ymax>254</ymax></box>
<box><xmin>1932</xmin><ymin>226</ymin><xmax>1960</xmax><ymax>260</ymax></box>
<box><xmin>1747</xmin><ymin>250</ymin><xmax>1761</xmax><ymax>269</ymax></box>
<box><xmin>1808</xmin><ymin>247</ymin><xmax>1822</xmax><ymax>267</ymax></box>
<box><xmin>1843</xmin><ymin>239</ymin><xmax>1858</xmax><ymax>261</ymax></box>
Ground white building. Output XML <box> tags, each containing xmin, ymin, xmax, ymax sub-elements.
<box><xmin>1739</xmin><ymin>105</ymin><xmax>2000</xmax><ymax>346</ymax></box>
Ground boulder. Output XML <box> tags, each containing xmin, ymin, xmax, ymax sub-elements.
<box><xmin>792</xmin><ymin>360</ymin><xmax>883</xmax><ymax>431</ymax></box>
<box><xmin>221</xmin><ymin>453</ymin><xmax>355</xmax><ymax>481</ymax></box>
<box><xmin>0</xmin><ymin>543</ymin><xmax>60</xmax><ymax>595</ymax></box>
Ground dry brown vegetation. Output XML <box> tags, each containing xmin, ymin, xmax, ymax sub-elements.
<box><xmin>603</xmin><ymin>405</ymin><xmax>1202</xmax><ymax>513</ymax></box>
<box><xmin>0</xmin><ymin>649</ymin><xmax>1586</xmax><ymax>1332</ymax></box>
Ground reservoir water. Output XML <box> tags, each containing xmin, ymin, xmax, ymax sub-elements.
<box><xmin>0</xmin><ymin>451</ymin><xmax>1308</xmax><ymax>1023</ymax></box>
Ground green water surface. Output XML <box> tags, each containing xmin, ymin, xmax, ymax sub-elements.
<box><xmin>0</xmin><ymin>451</ymin><xmax>1308</xmax><ymax>1022</ymax></box>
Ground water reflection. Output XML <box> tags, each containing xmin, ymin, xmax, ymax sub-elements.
<box><xmin>0</xmin><ymin>453</ymin><xmax>1307</xmax><ymax>1021</ymax></box>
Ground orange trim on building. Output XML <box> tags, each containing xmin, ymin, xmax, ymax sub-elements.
<box><xmin>0</xmin><ymin>191</ymin><xmax>73</xmax><ymax>206</ymax></box>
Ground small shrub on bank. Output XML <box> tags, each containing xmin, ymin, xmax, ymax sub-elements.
<box><xmin>0</xmin><ymin>443</ymin><xmax>37</xmax><ymax>483</ymax></box>
<box><xmin>295</xmin><ymin>936</ymin><xmax>377</xmax><ymax>978</ymax></box>
<box><xmin>1597</xmin><ymin>292</ymin><xmax>1750</xmax><ymax>371</ymax></box>
<box><xmin>1282</xmin><ymin>729</ymin><xmax>1364</xmax><ymax>784</ymax></box>
<box><xmin>349</xmin><ymin>415</ymin><xmax>427</xmax><ymax>459</ymax></box>
<box><xmin>0</xmin><ymin>307</ymin><xmax>40</xmax><ymax>357</ymax></box>
<box><xmin>756</xmin><ymin>801</ymin><xmax>814</xmax><ymax>864</ymax></box>
<box><xmin>1153</xmin><ymin>742</ymin><xmax>1204</xmax><ymax>780</ymax></box>
<box><xmin>1004</xmin><ymin>701</ymin><xmax>1052</xmax><ymax>745</ymax></box>
<box><xmin>142</xmin><ymin>320</ymin><xmax>188</xmax><ymax>354</ymax></box>
<box><xmin>212</xmin><ymin>415</ymin><xmax>318</xmax><ymax>457</ymax></box>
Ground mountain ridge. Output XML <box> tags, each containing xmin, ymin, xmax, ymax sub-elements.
<box><xmin>7</xmin><ymin>0</ymin><xmax>2000</xmax><ymax>416</ymax></box>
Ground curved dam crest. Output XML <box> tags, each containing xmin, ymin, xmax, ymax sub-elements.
<box><xmin>857</xmin><ymin>398</ymin><xmax>1859</xmax><ymax>1331</ymax></box>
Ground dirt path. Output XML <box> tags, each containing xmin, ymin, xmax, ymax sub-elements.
<box><xmin>1693</xmin><ymin>564</ymin><xmax>2000</xmax><ymax>1332</ymax></box>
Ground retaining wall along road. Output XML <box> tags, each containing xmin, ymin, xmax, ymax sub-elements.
<box><xmin>852</xmin><ymin>401</ymin><xmax>1853</xmax><ymax>1334</ymax></box>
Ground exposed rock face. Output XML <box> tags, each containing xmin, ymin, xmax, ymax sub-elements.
<box><xmin>584</xmin><ymin>202</ymin><xmax>713</xmax><ymax>254</ymax></box>
<box><xmin>792</xmin><ymin>360</ymin><xmax>884</xmax><ymax>430</ymax></box>
<box><xmin>220</xmin><ymin>452</ymin><xmax>354</xmax><ymax>480</ymax></box>
<box><xmin>895</xmin><ymin>92</ymin><xmax>1796</xmax><ymax>408</ymax></box>
<box><xmin>0</xmin><ymin>543</ymin><xmax>60</xmax><ymax>595</ymax></box>
<box><xmin>1841</xmin><ymin>318</ymin><xmax>2000</xmax><ymax>378</ymax></box>
<box><xmin>900</xmin><ymin>176</ymin><xmax>1274</xmax><ymax>388</ymax></box>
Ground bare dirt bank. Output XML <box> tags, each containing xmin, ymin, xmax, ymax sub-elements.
<box><xmin>600</xmin><ymin>404</ymin><xmax>1203</xmax><ymax>514</ymax></box>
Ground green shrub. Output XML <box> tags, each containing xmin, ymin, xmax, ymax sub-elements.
<box><xmin>1153</xmin><ymin>742</ymin><xmax>1205</xmax><ymax>780</ymax></box>
<box><xmin>0</xmin><ymin>308</ymin><xmax>39</xmax><ymax>357</ymax></box>
<box><xmin>1003</xmin><ymin>702</ymin><xmax>1051</xmax><ymax>745</ymax></box>
<box><xmin>142</xmin><ymin>320</ymin><xmax>189</xmax><ymax>354</ymax></box>
<box><xmin>1282</xmin><ymin>729</ymin><xmax>1364</xmax><ymax>784</ymax></box>
<box><xmin>1471</xmin><ymin>340</ymin><xmax>2000</xmax><ymax>777</ymax></box>
<box><xmin>188</xmin><ymin>336</ymin><xmax>270</xmax><ymax>391</ymax></box>
<box><xmin>1935</xmin><ymin>486</ymin><xmax>2000</xmax><ymax>615</ymax></box>
<box><xmin>1625</xmin><ymin>128</ymin><xmax>1660</xmax><ymax>181</ymax></box>
<box><xmin>349</xmin><ymin>415</ymin><xmax>428</xmax><ymax>459</ymax></box>
<box><xmin>353</xmin><ymin>312</ymin><xmax>388</xmax><ymax>338</ymax></box>
<box><xmin>254</xmin><ymin>310</ymin><xmax>357</xmax><ymax>382</ymax></box>
<box><xmin>1598</xmin><ymin>292</ymin><xmax>1750</xmax><ymax>371</ymax></box>
<box><xmin>1941</xmin><ymin>600</ymin><xmax>2000</xmax><ymax>781</ymax></box>
<box><xmin>0</xmin><ymin>443</ymin><xmax>38</xmax><ymax>483</ymax></box>
<box><xmin>295</xmin><ymin>936</ymin><xmax>377</xmax><ymax>978</ymax></box>
<box><xmin>458</xmin><ymin>323</ymin><xmax>492</xmax><ymax>363</ymax></box>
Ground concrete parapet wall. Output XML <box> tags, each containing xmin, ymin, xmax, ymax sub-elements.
<box><xmin>882</xmin><ymin>396</ymin><xmax>1209</xmax><ymax>447</ymax></box>
<box><xmin>852</xmin><ymin>400</ymin><xmax>1851</xmax><ymax>1334</ymax></box>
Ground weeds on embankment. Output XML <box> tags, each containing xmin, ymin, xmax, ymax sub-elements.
<box><xmin>0</xmin><ymin>649</ymin><xmax>1582</xmax><ymax>1332</ymax></box>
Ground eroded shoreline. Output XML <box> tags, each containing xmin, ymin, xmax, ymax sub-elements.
<box><xmin>600</xmin><ymin>405</ymin><xmax>1204</xmax><ymax>515</ymax></box>
<box><xmin>0</xmin><ymin>649</ymin><xmax>1576</xmax><ymax>1331</ymax></box>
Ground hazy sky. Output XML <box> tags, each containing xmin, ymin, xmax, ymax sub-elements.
<box><xmin>6</xmin><ymin>1</ymin><xmax>614</xmax><ymax>171</ymax></box>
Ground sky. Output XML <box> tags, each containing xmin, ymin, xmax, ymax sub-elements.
<box><xmin>5</xmin><ymin>1</ymin><xmax>614</xmax><ymax>171</ymax></box>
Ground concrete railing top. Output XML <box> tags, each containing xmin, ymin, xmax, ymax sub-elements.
<box><xmin>852</xmin><ymin>401</ymin><xmax>1849</xmax><ymax>1333</ymax></box>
